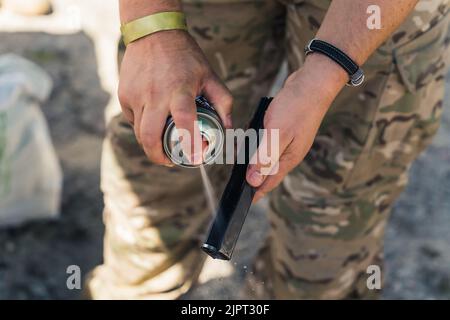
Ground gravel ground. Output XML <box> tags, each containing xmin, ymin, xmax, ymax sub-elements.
<box><xmin>0</xmin><ymin>1</ymin><xmax>449</xmax><ymax>300</ymax></box>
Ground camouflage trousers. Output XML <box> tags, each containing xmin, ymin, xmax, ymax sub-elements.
<box><xmin>86</xmin><ymin>0</ymin><xmax>450</xmax><ymax>299</ymax></box>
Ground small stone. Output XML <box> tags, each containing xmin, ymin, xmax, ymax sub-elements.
<box><xmin>420</xmin><ymin>245</ymin><xmax>441</xmax><ymax>259</ymax></box>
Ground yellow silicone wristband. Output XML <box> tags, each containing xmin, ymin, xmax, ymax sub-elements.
<box><xmin>120</xmin><ymin>11</ymin><xmax>188</xmax><ymax>46</ymax></box>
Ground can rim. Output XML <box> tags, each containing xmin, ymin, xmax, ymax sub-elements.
<box><xmin>163</xmin><ymin>107</ymin><xmax>225</xmax><ymax>168</ymax></box>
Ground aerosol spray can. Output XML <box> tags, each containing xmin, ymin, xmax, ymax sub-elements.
<box><xmin>163</xmin><ymin>96</ymin><xmax>225</xmax><ymax>167</ymax></box>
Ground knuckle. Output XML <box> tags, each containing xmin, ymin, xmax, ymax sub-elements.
<box><xmin>145</xmin><ymin>86</ymin><xmax>161</xmax><ymax>101</ymax></box>
<box><xmin>172</xmin><ymin>110</ymin><xmax>194</xmax><ymax>126</ymax></box>
<box><xmin>175</xmin><ymin>74</ymin><xmax>192</xmax><ymax>85</ymax></box>
<box><xmin>141</xmin><ymin>131</ymin><xmax>160</xmax><ymax>151</ymax></box>
<box><xmin>222</xmin><ymin>93</ymin><xmax>233</xmax><ymax>108</ymax></box>
<box><xmin>170</xmin><ymin>72</ymin><xmax>194</xmax><ymax>87</ymax></box>
<box><xmin>146</xmin><ymin>152</ymin><xmax>166</xmax><ymax>165</ymax></box>
<box><xmin>117</xmin><ymin>86</ymin><xmax>129</xmax><ymax>106</ymax></box>
<box><xmin>122</xmin><ymin>109</ymin><xmax>134</xmax><ymax>123</ymax></box>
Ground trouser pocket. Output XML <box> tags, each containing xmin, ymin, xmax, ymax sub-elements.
<box><xmin>394</xmin><ymin>13</ymin><xmax>450</xmax><ymax>94</ymax></box>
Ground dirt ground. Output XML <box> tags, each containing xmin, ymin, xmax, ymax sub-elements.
<box><xmin>0</xmin><ymin>1</ymin><xmax>449</xmax><ymax>300</ymax></box>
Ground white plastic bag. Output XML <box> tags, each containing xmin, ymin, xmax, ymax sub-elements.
<box><xmin>0</xmin><ymin>54</ymin><xmax>62</xmax><ymax>227</ymax></box>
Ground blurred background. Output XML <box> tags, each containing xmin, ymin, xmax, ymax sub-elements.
<box><xmin>0</xmin><ymin>0</ymin><xmax>449</xmax><ymax>300</ymax></box>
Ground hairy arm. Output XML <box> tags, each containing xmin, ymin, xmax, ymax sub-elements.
<box><xmin>318</xmin><ymin>0</ymin><xmax>419</xmax><ymax>66</ymax></box>
<box><xmin>120</xmin><ymin>0</ymin><xmax>182</xmax><ymax>22</ymax></box>
<box><xmin>248</xmin><ymin>0</ymin><xmax>419</xmax><ymax>201</ymax></box>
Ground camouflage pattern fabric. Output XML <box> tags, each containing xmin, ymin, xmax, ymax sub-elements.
<box><xmin>86</xmin><ymin>0</ymin><xmax>450</xmax><ymax>299</ymax></box>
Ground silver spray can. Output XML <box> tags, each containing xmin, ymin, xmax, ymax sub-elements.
<box><xmin>163</xmin><ymin>96</ymin><xmax>225</xmax><ymax>168</ymax></box>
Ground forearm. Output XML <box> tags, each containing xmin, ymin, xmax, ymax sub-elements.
<box><xmin>119</xmin><ymin>0</ymin><xmax>182</xmax><ymax>23</ymax></box>
<box><xmin>247</xmin><ymin>1</ymin><xmax>422</xmax><ymax>191</ymax></box>
<box><xmin>316</xmin><ymin>0</ymin><xmax>418</xmax><ymax>65</ymax></box>
<box><xmin>301</xmin><ymin>0</ymin><xmax>418</xmax><ymax>99</ymax></box>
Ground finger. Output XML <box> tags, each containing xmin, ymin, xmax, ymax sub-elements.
<box><xmin>246</xmin><ymin>122</ymin><xmax>291</xmax><ymax>187</ymax></box>
<box><xmin>132</xmin><ymin>105</ymin><xmax>144</xmax><ymax>144</ymax></box>
<box><xmin>118</xmin><ymin>98</ymin><xmax>141</xmax><ymax>143</ymax></box>
<box><xmin>252</xmin><ymin>154</ymin><xmax>295</xmax><ymax>203</ymax></box>
<box><xmin>170</xmin><ymin>91</ymin><xmax>203</xmax><ymax>165</ymax></box>
<box><xmin>140</xmin><ymin>103</ymin><xmax>172</xmax><ymax>165</ymax></box>
<box><xmin>122</xmin><ymin>106</ymin><xmax>134</xmax><ymax>126</ymax></box>
<box><xmin>118</xmin><ymin>95</ymin><xmax>136</xmax><ymax>127</ymax></box>
<box><xmin>203</xmin><ymin>76</ymin><xmax>233</xmax><ymax>129</ymax></box>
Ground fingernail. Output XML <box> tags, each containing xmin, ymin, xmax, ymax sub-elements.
<box><xmin>248</xmin><ymin>170</ymin><xmax>264</xmax><ymax>186</ymax></box>
<box><xmin>164</xmin><ymin>163</ymin><xmax>175</xmax><ymax>168</ymax></box>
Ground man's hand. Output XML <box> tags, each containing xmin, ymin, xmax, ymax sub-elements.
<box><xmin>247</xmin><ymin>54</ymin><xmax>348</xmax><ymax>202</ymax></box>
<box><xmin>246</xmin><ymin>0</ymin><xmax>418</xmax><ymax>201</ymax></box>
<box><xmin>118</xmin><ymin>0</ymin><xmax>232</xmax><ymax>165</ymax></box>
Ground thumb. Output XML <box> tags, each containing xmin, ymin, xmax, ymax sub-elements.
<box><xmin>246</xmin><ymin>128</ymin><xmax>282</xmax><ymax>187</ymax></box>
